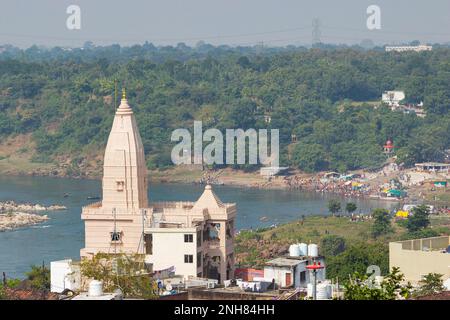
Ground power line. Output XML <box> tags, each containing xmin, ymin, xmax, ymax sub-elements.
<box><xmin>0</xmin><ymin>26</ymin><xmax>311</xmax><ymax>44</ymax></box>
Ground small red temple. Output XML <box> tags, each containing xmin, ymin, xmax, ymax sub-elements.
<box><xmin>383</xmin><ymin>139</ymin><xmax>395</xmax><ymax>154</ymax></box>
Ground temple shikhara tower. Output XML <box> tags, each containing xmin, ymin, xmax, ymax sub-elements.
<box><xmin>81</xmin><ymin>90</ymin><xmax>236</xmax><ymax>283</ymax></box>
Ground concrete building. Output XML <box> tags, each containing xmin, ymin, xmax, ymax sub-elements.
<box><xmin>415</xmin><ymin>162</ymin><xmax>450</xmax><ymax>173</ymax></box>
<box><xmin>81</xmin><ymin>90</ymin><xmax>236</xmax><ymax>283</ymax></box>
<box><xmin>382</xmin><ymin>91</ymin><xmax>405</xmax><ymax>107</ymax></box>
<box><xmin>50</xmin><ymin>259</ymin><xmax>81</xmax><ymax>293</ymax></box>
<box><xmin>385</xmin><ymin>45</ymin><xmax>432</xmax><ymax>53</ymax></box>
<box><xmin>263</xmin><ymin>256</ymin><xmax>326</xmax><ymax>288</ymax></box>
<box><xmin>389</xmin><ymin>236</ymin><xmax>450</xmax><ymax>284</ymax></box>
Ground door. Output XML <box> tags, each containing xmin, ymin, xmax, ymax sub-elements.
<box><xmin>285</xmin><ymin>272</ymin><xmax>292</xmax><ymax>287</ymax></box>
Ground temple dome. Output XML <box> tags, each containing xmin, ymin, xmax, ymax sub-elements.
<box><xmin>193</xmin><ymin>185</ymin><xmax>224</xmax><ymax>211</ymax></box>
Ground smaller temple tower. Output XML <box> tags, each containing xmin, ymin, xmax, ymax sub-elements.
<box><xmin>383</xmin><ymin>139</ymin><xmax>395</xmax><ymax>154</ymax></box>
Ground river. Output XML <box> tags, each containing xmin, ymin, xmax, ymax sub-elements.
<box><xmin>0</xmin><ymin>175</ymin><xmax>398</xmax><ymax>278</ymax></box>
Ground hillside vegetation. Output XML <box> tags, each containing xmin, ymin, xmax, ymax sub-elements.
<box><xmin>235</xmin><ymin>214</ymin><xmax>450</xmax><ymax>280</ymax></box>
<box><xmin>0</xmin><ymin>45</ymin><xmax>450</xmax><ymax>176</ymax></box>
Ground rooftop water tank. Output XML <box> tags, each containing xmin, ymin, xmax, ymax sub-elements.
<box><xmin>289</xmin><ymin>244</ymin><xmax>301</xmax><ymax>257</ymax></box>
<box><xmin>307</xmin><ymin>282</ymin><xmax>331</xmax><ymax>300</ymax></box>
<box><xmin>88</xmin><ymin>280</ymin><xmax>103</xmax><ymax>297</ymax></box>
<box><xmin>308</xmin><ymin>244</ymin><xmax>319</xmax><ymax>257</ymax></box>
<box><xmin>316</xmin><ymin>283</ymin><xmax>331</xmax><ymax>300</ymax></box>
<box><xmin>299</xmin><ymin>243</ymin><xmax>308</xmax><ymax>256</ymax></box>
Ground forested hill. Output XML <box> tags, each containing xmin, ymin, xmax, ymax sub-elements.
<box><xmin>0</xmin><ymin>45</ymin><xmax>449</xmax><ymax>176</ymax></box>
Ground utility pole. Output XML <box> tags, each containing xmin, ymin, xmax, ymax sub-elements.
<box><xmin>306</xmin><ymin>261</ymin><xmax>325</xmax><ymax>300</ymax></box>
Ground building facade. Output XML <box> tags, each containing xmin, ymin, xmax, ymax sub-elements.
<box><xmin>81</xmin><ymin>91</ymin><xmax>236</xmax><ymax>283</ymax></box>
<box><xmin>385</xmin><ymin>45</ymin><xmax>432</xmax><ymax>53</ymax></box>
<box><xmin>382</xmin><ymin>91</ymin><xmax>405</xmax><ymax>107</ymax></box>
<box><xmin>264</xmin><ymin>256</ymin><xmax>326</xmax><ymax>288</ymax></box>
<box><xmin>389</xmin><ymin>236</ymin><xmax>450</xmax><ymax>284</ymax></box>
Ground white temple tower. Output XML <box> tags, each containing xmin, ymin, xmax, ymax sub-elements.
<box><xmin>81</xmin><ymin>89</ymin><xmax>236</xmax><ymax>284</ymax></box>
<box><xmin>81</xmin><ymin>89</ymin><xmax>149</xmax><ymax>257</ymax></box>
<box><xmin>102</xmin><ymin>89</ymin><xmax>148</xmax><ymax>211</ymax></box>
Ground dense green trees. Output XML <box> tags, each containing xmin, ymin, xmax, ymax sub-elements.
<box><xmin>345</xmin><ymin>203</ymin><xmax>357</xmax><ymax>215</ymax></box>
<box><xmin>25</xmin><ymin>265</ymin><xmax>50</xmax><ymax>291</ymax></box>
<box><xmin>80</xmin><ymin>253</ymin><xmax>157</xmax><ymax>299</ymax></box>
<box><xmin>0</xmin><ymin>45</ymin><xmax>449</xmax><ymax>172</ymax></box>
<box><xmin>325</xmin><ymin>242</ymin><xmax>389</xmax><ymax>281</ymax></box>
<box><xmin>327</xmin><ymin>199</ymin><xmax>341</xmax><ymax>216</ymax></box>
<box><xmin>344</xmin><ymin>267</ymin><xmax>411</xmax><ymax>300</ymax></box>
<box><xmin>320</xmin><ymin>235</ymin><xmax>346</xmax><ymax>257</ymax></box>
<box><xmin>371</xmin><ymin>209</ymin><xmax>393</xmax><ymax>238</ymax></box>
<box><xmin>414</xmin><ymin>273</ymin><xmax>445</xmax><ymax>297</ymax></box>
<box><xmin>407</xmin><ymin>205</ymin><xmax>431</xmax><ymax>233</ymax></box>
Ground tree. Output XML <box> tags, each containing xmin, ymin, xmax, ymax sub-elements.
<box><xmin>371</xmin><ymin>209</ymin><xmax>392</xmax><ymax>238</ymax></box>
<box><xmin>345</xmin><ymin>202</ymin><xmax>357</xmax><ymax>215</ymax></box>
<box><xmin>344</xmin><ymin>267</ymin><xmax>411</xmax><ymax>300</ymax></box>
<box><xmin>406</xmin><ymin>205</ymin><xmax>430</xmax><ymax>233</ymax></box>
<box><xmin>292</xmin><ymin>142</ymin><xmax>329</xmax><ymax>173</ymax></box>
<box><xmin>320</xmin><ymin>235</ymin><xmax>346</xmax><ymax>257</ymax></box>
<box><xmin>414</xmin><ymin>273</ymin><xmax>445</xmax><ymax>297</ymax></box>
<box><xmin>326</xmin><ymin>242</ymin><xmax>389</xmax><ymax>280</ymax></box>
<box><xmin>80</xmin><ymin>253</ymin><xmax>157</xmax><ymax>299</ymax></box>
<box><xmin>25</xmin><ymin>264</ymin><xmax>50</xmax><ymax>291</ymax></box>
<box><xmin>327</xmin><ymin>199</ymin><xmax>341</xmax><ymax>216</ymax></box>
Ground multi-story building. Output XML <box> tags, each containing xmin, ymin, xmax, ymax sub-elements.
<box><xmin>382</xmin><ymin>91</ymin><xmax>405</xmax><ymax>107</ymax></box>
<box><xmin>385</xmin><ymin>45</ymin><xmax>432</xmax><ymax>53</ymax></box>
<box><xmin>389</xmin><ymin>236</ymin><xmax>450</xmax><ymax>284</ymax></box>
<box><xmin>81</xmin><ymin>90</ymin><xmax>236</xmax><ymax>283</ymax></box>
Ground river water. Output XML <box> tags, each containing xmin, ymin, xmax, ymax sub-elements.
<box><xmin>0</xmin><ymin>175</ymin><xmax>398</xmax><ymax>278</ymax></box>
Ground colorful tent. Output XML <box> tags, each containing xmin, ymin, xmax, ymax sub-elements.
<box><xmin>396</xmin><ymin>210</ymin><xmax>409</xmax><ymax>218</ymax></box>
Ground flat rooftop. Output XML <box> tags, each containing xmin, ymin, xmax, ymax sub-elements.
<box><xmin>265</xmin><ymin>256</ymin><xmax>307</xmax><ymax>267</ymax></box>
<box><xmin>393</xmin><ymin>236</ymin><xmax>450</xmax><ymax>252</ymax></box>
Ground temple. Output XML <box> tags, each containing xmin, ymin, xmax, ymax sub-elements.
<box><xmin>81</xmin><ymin>91</ymin><xmax>236</xmax><ymax>283</ymax></box>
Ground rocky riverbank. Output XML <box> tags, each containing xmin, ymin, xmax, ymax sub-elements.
<box><xmin>0</xmin><ymin>201</ymin><xmax>66</xmax><ymax>213</ymax></box>
<box><xmin>0</xmin><ymin>201</ymin><xmax>66</xmax><ymax>231</ymax></box>
<box><xmin>0</xmin><ymin>212</ymin><xmax>49</xmax><ymax>232</ymax></box>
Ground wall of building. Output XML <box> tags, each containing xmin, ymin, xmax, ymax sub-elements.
<box><xmin>146</xmin><ymin>229</ymin><xmax>198</xmax><ymax>279</ymax></box>
<box><xmin>188</xmin><ymin>288</ymin><xmax>275</xmax><ymax>300</ymax></box>
<box><xmin>389</xmin><ymin>238</ymin><xmax>450</xmax><ymax>283</ymax></box>
<box><xmin>81</xmin><ymin>217</ymin><xmax>144</xmax><ymax>256</ymax></box>
<box><xmin>50</xmin><ymin>260</ymin><xmax>81</xmax><ymax>293</ymax></box>
<box><xmin>264</xmin><ymin>265</ymin><xmax>294</xmax><ymax>288</ymax></box>
<box><xmin>235</xmin><ymin>268</ymin><xmax>264</xmax><ymax>281</ymax></box>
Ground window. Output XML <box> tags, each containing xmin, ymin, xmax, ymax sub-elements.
<box><xmin>184</xmin><ymin>254</ymin><xmax>193</xmax><ymax>263</ymax></box>
<box><xmin>110</xmin><ymin>231</ymin><xmax>122</xmax><ymax>242</ymax></box>
<box><xmin>116</xmin><ymin>180</ymin><xmax>125</xmax><ymax>191</ymax></box>
<box><xmin>300</xmin><ymin>271</ymin><xmax>306</xmax><ymax>283</ymax></box>
<box><xmin>197</xmin><ymin>252</ymin><xmax>202</xmax><ymax>267</ymax></box>
<box><xmin>197</xmin><ymin>231</ymin><xmax>202</xmax><ymax>247</ymax></box>
<box><xmin>144</xmin><ymin>234</ymin><xmax>153</xmax><ymax>255</ymax></box>
<box><xmin>184</xmin><ymin>234</ymin><xmax>193</xmax><ymax>243</ymax></box>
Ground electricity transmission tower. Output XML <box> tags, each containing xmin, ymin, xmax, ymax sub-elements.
<box><xmin>312</xmin><ymin>18</ymin><xmax>322</xmax><ymax>46</ymax></box>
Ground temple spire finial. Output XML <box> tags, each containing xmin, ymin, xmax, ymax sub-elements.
<box><xmin>122</xmin><ymin>87</ymin><xmax>127</xmax><ymax>100</ymax></box>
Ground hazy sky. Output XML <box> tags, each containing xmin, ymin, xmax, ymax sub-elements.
<box><xmin>1</xmin><ymin>0</ymin><xmax>450</xmax><ymax>48</ymax></box>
